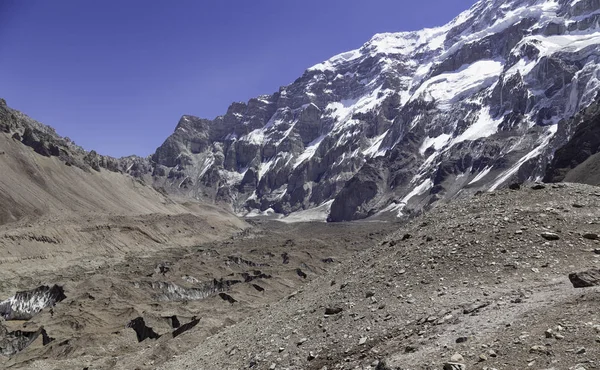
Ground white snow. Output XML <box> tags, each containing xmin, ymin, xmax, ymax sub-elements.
<box><xmin>419</xmin><ymin>133</ymin><xmax>451</xmax><ymax>155</ymax></box>
<box><xmin>395</xmin><ymin>178</ymin><xmax>433</xmax><ymax>216</ymax></box>
<box><xmin>363</xmin><ymin>130</ymin><xmax>389</xmax><ymax>158</ymax></box>
<box><xmin>442</xmin><ymin>1</ymin><xmax>560</xmax><ymax>60</ymax></box>
<box><xmin>489</xmin><ymin>124</ymin><xmax>558</xmax><ymax>191</ymax></box>
<box><xmin>453</xmin><ymin>107</ymin><xmax>502</xmax><ymax>144</ymax></box>
<box><xmin>294</xmin><ymin>135</ymin><xmax>326</xmax><ymax>169</ymax></box>
<box><xmin>278</xmin><ymin>200</ymin><xmax>334</xmax><ymax>223</ymax></box>
<box><xmin>468</xmin><ymin>166</ymin><xmax>493</xmax><ymax>185</ymax></box>
<box><xmin>242</xmin><ymin>129</ymin><xmax>265</xmax><ymax>145</ymax></box>
<box><xmin>411</xmin><ymin>60</ymin><xmax>503</xmax><ymax>109</ymax></box>
<box><xmin>258</xmin><ymin>157</ymin><xmax>279</xmax><ymax>181</ymax></box>
<box><xmin>523</xmin><ymin>31</ymin><xmax>600</xmax><ymax>58</ymax></box>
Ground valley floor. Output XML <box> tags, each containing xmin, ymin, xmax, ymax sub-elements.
<box><xmin>1</xmin><ymin>183</ymin><xmax>599</xmax><ymax>370</ymax></box>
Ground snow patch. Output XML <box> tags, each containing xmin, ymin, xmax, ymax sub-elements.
<box><xmin>419</xmin><ymin>133</ymin><xmax>451</xmax><ymax>155</ymax></box>
<box><xmin>278</xmin><ymin>200</ymin><xmax>334</xmax><ymax>223</ymax></box>
<box><xmin>489</xmin><ymin>124</ymin><xmax>558</xmax><ymax>191</ymax></box>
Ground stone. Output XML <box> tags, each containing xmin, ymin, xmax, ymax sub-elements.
<box><xmin>359</xmin><ymin>337</ymin><xmax>367</xmax><ymax>345</ymax></box>
<box><xmin>450</xmin><ymin>353</ymin><xmax>464</xmax><ymax>362</ymax></box>
<box><xmin>529</xmin><ymin>345</ymin><xmax>550</xmax><ymax>355</ymax></box>
<box><xmin>324</xmin><ymin>307</ymin><xmax>343</xmax><ymax>315</ymax></box>
<box><xmin>443</xmin><ymin>363</ymin><xmax>466</xmax><ymax>370</ymax></box>
<box><xmin>583</xmin><ymin>233</ymin><xmax>599</xmax><ymax>240</ymax></box>
<box><xmin>509</xmin><ymin>183</ymin><xmax>521</xmax><ymax>190</ymax></box>
<box><xmin>531</xmin><ymin>184</ymin><xmax>546</xmax><ymax>190</ymax></box>
<box><xmin>455</xmin><ymin>336</ymin><xmax>468</xmax><ymax>343</ymax></box>
<box><xmin>540</xmin><ymin>232</ymin><xmax>560</xmax><ymax>241</ymax></box>
<box><xmin>569</xmin><ymin>269</ymin><xmax>600</xmax><ymax>288</ymax></box>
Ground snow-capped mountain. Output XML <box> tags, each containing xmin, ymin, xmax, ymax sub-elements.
<box><xmin>131</xmin><ymin>0</ymin><xmax>600</xmax><ymax>221</ymax></box>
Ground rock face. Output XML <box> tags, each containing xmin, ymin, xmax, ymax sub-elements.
<box><xmin>544</xmin><ymin>97</ymin><xmax>600</xmax><ymax>185</ymax></box>
<box><xmin>114</xmin><ymin>0</ymin><xmax>600</xmax><ymax>221</ymax></box>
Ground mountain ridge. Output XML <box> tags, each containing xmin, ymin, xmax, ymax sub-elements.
<box><xmin>5</xmin><ymin>0</ymin><xmax>600</xmax><ymax>223</ymax></box>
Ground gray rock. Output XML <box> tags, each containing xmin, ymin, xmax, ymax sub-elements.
<box><xmin>569</xmin><ymin>269</ymin><xmax>600</xmax><ymax>288</ymax></box>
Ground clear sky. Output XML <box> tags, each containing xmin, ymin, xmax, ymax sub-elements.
<box><xmin>0</xmin><ymin>0</ymin><xmax>477</xmax><ymax>157</ymax></box>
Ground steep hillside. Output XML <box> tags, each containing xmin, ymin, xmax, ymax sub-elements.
<box><xmin>0</xmin><ymin>98</ymin><xmax>247</xmax><ymax>278</ymax></box>
<box><xmin>155</xmin><ymin>182</ymin><xmax>600</xmax><ymax>370</ymax></box>
<box><xmin>119</xmin><ymin>0</ymin><xmax>600</xmax><ymax>222</ymax></box>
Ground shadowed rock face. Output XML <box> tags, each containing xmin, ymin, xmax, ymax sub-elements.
<box><xmin>0</xmin><ymin>285</ymin><xmax>66</xmax><ymax>321</ymax></box>
<box><xmin>544</xmin><ymin>96</ymin><xmax>600</xmax><ymax>185</ymax></box>
<box><xmin>127</xmin><ymin>317</ymin><xmax>161</xmax><ymax>342</ymax></box>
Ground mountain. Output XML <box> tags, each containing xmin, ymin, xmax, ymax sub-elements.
<box><xmin>124</xmin><ymin>0</ymin><xmax>600</xmax><ymax>222</ymax></box>
<box><xmin>0</xmin><ymin>97</ymin><xmax>246</xmax><ymax>276</ymax></box>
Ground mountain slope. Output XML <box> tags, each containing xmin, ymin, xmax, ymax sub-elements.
<box><xmin>0</xmin><ymin>98</ymin><xmax>246</xmax><ymax>277</ymax></box>
<box><xmin>121</xmin><ymin>0</ymin><xmax>600</xmax><ymax>221</ymax></box>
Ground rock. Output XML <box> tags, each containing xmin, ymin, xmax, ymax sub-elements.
<box><xmin>540</xmin><ymin>232</ymin><xmax>560</xmax><ymax>240</ymax></box>
<box><xmin>443</xmin><ymin>363</ymin><xmax>466</xmax><ymax>370</ymax></box>
<box><xmin>297</xmin><ymin>338</ymin><xmax>308</xmax><ymax>346</ymax></box>
<box><xmin>478</xmin><ymin>354</ymin><xmax>487</xmax><ymax>362</ymax></box>
<box><xmin>529</xmin><ymin>345</ymin><xmax>551</xmax><ymax>355</ymax></box>
<box><xmin>450</xmin><ymin>353</ymin><xmax>464</xmax><ymax>362</ymax></box>
<box><xmin>583</xmin><ymin>233</ymin><xmax>599</xmax><ymax>240</ymax></box>
<box><xmin>126</xmin><ymin>317</ymin><xmax>161</xmax><ymax>342</ymax></box>
<box><xmin>455</xmin><ymin>336</ymin><xmax>468</xmax><ymax>343</ymax></box>
<box><xmin>509</xmin><ymin>183</ymin><xmax>521</xmax><ymax>190</ymax></box>
<box><xmin>569</xmin><ymin>269</ymin><xmax>600</xmax><ymax>288</ymax></box>
<box><xmin>365</xmin><ymin>291</ymin><xmax>375</xmax><ymax>298</ymax></box>
<box><xmin>307</xmin><ymin>351</ymin><xmax>317</xmax><ymax>360</ymax></box>
<box><xmin>575</xmin><ymin>347</ymin><xmax>586</xmax><ymax>354</ymax></box>
<box><xmin>359</xmin><ymin>336</ymin><xmax>367</xmax><ymax>345</ymax></box>
<box><xmin>531</xmin><ymin>184</ymin><xmax>546</xmax><ymax>190</ymax></box>
<box><xmin>324</xmin><ymin>307</ymin><xmax>343</xmax><ymax>315</ymax></box>
<box><xmin>487</xmin><ymin>349</ymin><xmax>497</xmax><ymax>357</ymax></box>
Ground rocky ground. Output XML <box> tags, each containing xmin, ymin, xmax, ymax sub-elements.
<box><xmin>0</xmin><ymin>219</ymin><xmax>394</xmax><ymax>369</ymax></box>
<box><xmin>145</xmin><ymin>182</ymin><xmax>599</xmax><ymax>370</ymax></box>
<box><xmin>0</xmin><ymin>182</ymin><xmax>599</xmax><ymax>369</ymax></box>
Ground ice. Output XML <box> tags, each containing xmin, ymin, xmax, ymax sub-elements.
<box><xmin>278</xmin><ymin>200</ymin><xmax>334</xmax><ymax>223</ymax></box>
<box><xmin>453</xmin><ymin>107</ymin><xmax>502</xmax><ymax>144</ymax></box>
<box><xmin>411</xmin><ymin>60</ymin><xmax>503</xmax><ymax>109</ymax></box>
<box><xmin>419</xmin><ymin>133</ymin><xmax>451</xmax><ymax>155</ymax></box>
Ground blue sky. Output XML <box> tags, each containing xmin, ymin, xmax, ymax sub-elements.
<box><xmin>0</xmin><ymin>0</ymin><xmax>477</xmax><ymax>157</ymax></box>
